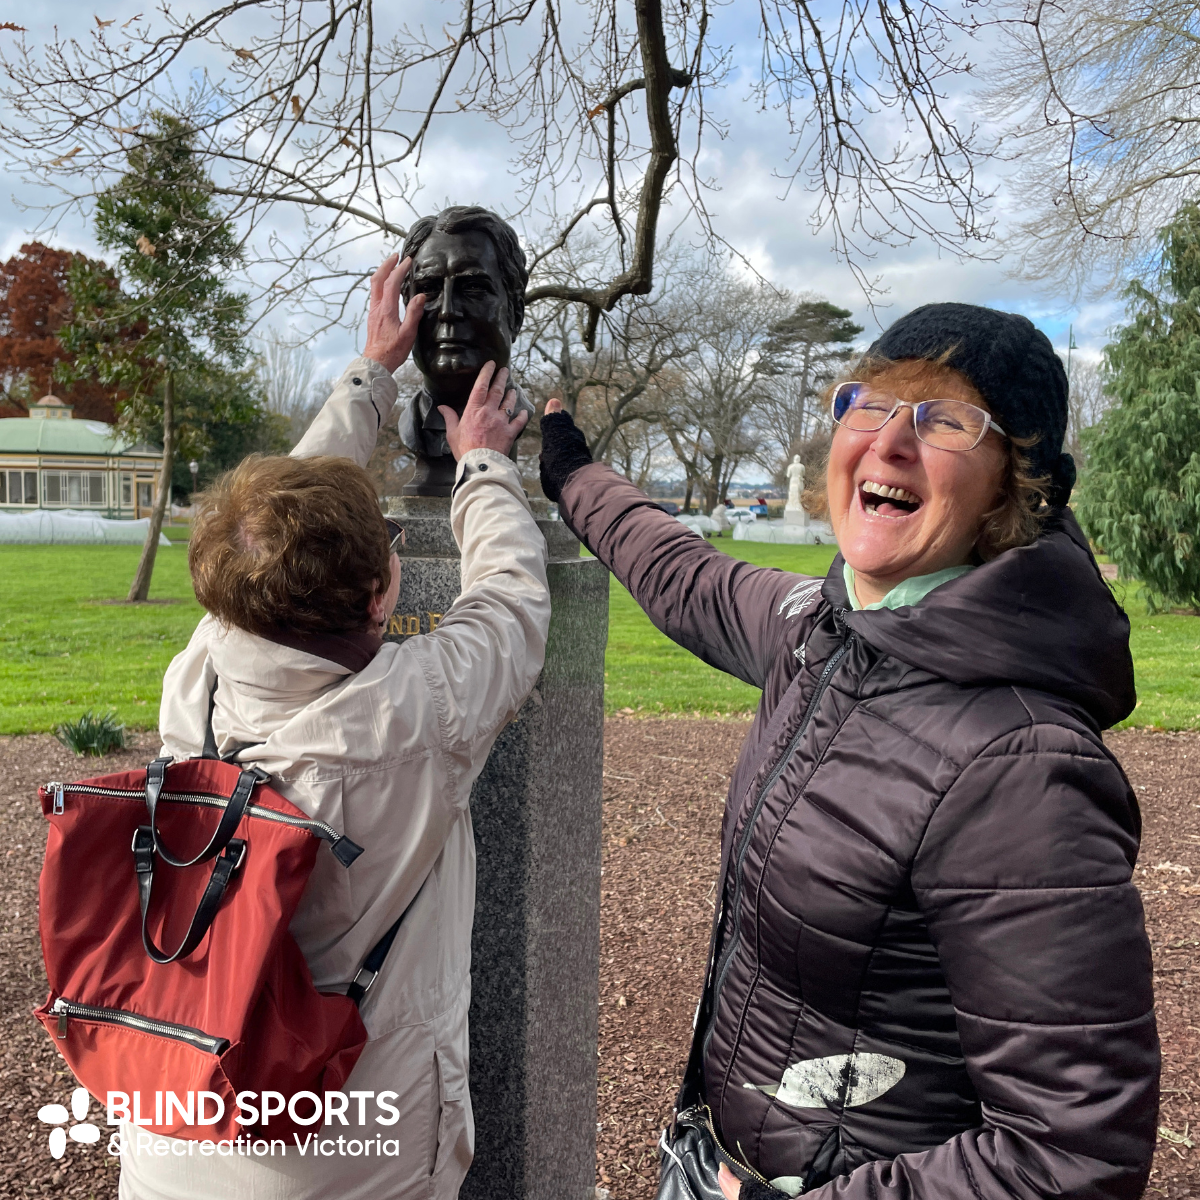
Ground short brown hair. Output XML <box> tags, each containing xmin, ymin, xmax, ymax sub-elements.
<box><xmin>189</xmin><ymin>455</ymin><xmax>391</xmax><ymax>635</ymax></box>
<box><xmin>828</xmin><ymin>357</ymin><xmax>1050</xmax><ymax>560</ymax></box>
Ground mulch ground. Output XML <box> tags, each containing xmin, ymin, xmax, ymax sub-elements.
<box><xmin>0</xmin><ymin>724</ymin><xmax>1196</xmax><ymax>1199</ymax></box>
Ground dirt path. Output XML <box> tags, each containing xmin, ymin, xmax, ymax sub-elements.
<box><xmin>1</xmin><ymin>724</ymin><xmax>1196</xmax><ymax>1199</ymax></box>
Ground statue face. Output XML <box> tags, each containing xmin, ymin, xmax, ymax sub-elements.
<box><xmin>410</xmin><ymin>229</ymin><xmax>512</xmax><ymax>395</ymax></box>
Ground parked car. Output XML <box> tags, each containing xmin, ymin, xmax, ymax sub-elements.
<box><xmin>656</xmin><ymin>501</ymin><xmax>681</xmax><ymax>515</ymax></box>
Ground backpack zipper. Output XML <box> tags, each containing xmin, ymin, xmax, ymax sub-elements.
<box><xmin>50</xmin><ymin>997</ymin><xmax>229</xmax><ymax>1056</ymax></box>
<box><xmin>702</xmin><ymin>627</ymin><xmax>854</xmax><ymax>1064</ymax></box>
<box><xmin>49</xmin><ymin>783</ymin><xmax>362</xmax><ymax>866</ymax></box>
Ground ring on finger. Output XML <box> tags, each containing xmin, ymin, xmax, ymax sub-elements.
<box><xmin>504</xmin><ymin>407</ymin><xmax>515</xmax><ymax>420</ymax></box>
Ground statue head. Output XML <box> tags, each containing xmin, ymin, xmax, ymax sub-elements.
<box><xmin>792</xmin><ymin>454</ymin><xmax>802</xmax><ymax>466</ymax></box>
<box><xmin>401</xmin><ymin>206</ymin><xmax>528</xmax><ymax>397</ymax></box>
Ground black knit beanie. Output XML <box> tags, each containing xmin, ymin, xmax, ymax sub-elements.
<box><xmin>867</xmin><ymin>302</ymin><xmax>1075</xmax><ymax>506</ymax></box>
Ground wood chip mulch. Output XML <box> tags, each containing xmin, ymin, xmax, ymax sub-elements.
<box><xmin>0</xmin><ymin>724</ymin><xmax>1196</xmax><ymax>1199</ymax></box>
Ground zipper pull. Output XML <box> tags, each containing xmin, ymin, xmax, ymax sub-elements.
<box><xmin>52</xmin><ymin>998</ymin><xmax>69</xmax><ymax>1038</ymax></box>
<box><xmin>49</xmin><ymin>783</ymin><xmax>64</xmax><ymax>815</ymax></box>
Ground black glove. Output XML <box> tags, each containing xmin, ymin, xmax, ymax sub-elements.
<box><xmin>740</xmin><ymin>1177</ymin><xmax>789</xmax><ymax>1200</ymax></box>
<box><xmin>539</xmin><ymin>409</ymin><xmax>593</xmax><ymax>503</ymax></box>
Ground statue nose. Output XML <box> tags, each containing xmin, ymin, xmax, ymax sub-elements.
<box><xmin>438</xmin><ymin>276</ymin><xmax>462</xmax><ymax>319</ymax></box>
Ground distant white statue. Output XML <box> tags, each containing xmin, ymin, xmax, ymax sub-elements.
<box><xmin>710</xmin><ymin>502</ymin><xmax>732</xmax><ymax>532</ymax></box>
<box><xmin>785</xmin><ymin>456</ymin><xmax>807</xmax><ymax>526</ymax></box>
<box><xmin>786</xmin><ymin>456</ymin><xmax>806</xmax><ymax>509</ymax></box>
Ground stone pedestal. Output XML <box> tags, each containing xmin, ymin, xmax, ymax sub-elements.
<box><xmin>385</xmin><ymin>495</ymin><xmax>609</xmax><ymax>1200</ymax></box>
<box><xmin>783</xmin><ymin>506</ymin><xmax>809</xmax><ymax>527</ymax></box>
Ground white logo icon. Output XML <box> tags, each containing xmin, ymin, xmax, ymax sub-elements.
<box><xmin>37</xmin><ymin>1087</ymin><xmax>102</xmax><ymax>1158</ymax></box>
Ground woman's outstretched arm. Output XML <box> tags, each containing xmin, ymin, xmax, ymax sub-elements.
<box><xmin>542</xmin><ymin>404</ymin><xmax>824</xmax><ymax>690</ymax></box>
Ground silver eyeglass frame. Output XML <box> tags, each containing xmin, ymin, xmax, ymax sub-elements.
<box><xmin>831</xmin><ymin>382</ymin><xmax>1008</xmax><ymax>452</ymax></box>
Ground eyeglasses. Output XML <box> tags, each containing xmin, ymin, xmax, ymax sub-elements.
<box><xmin>831</xmin><ymin>382</ymin><xmax>1007</xmax><ymax>452</ymax></box>
<box><xmin>383</xmin><ymin>518</ymin><xmax>406</xmax><ymax>553</ymax></box>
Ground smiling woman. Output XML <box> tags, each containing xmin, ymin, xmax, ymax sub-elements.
<box><xmin>539</xmin><ymin>300</ymin><xmax>1158</xmax><ymax>1200</ymax></box>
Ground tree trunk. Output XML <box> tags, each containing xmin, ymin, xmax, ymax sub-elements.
<box><xmin>127</xmin><ymin>371</ymin><xmax>175</xmax><ymax>603</ymax></box>
<box><xmin>704</xmin><ymin>453</ymin><xmax>724</xmax><ymax>514</ymax></box>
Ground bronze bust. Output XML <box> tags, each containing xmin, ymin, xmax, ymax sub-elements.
<box><xmin>397</xmin><ymin>206</ymin><xmax>535</xmax><ymax>496</ymax></box>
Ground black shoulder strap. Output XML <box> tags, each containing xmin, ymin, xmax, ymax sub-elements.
<box><xmin>200</xmin><ymin>666</ymin><xmax>418</xmax><ymax>1005</ymax></box>
<box><xmin>201</xmin><ymin>675</ymin><xmax>220</xmax><ymax>760</ymax></box>
<box><xmin>346</xmin><ymin>877</ymin><xmax>428</xmax><ymax>1006</ymax></box>
<box><xmin>675</xmin><ymin>661</ymin><xmax>818</xmax><ymax>1114</ymax></box>
<box><xmin>200</xmin><ymin>672</ymin><xmax>264</xmax><ymax>764</ymax></box>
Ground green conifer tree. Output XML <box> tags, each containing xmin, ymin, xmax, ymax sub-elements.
<box><xmin>60</xmin><ymin>114</ymin><xmax>248</xmax><ymax>601</ymax></box>
<box><xmin>1075</xmin><ymin>203</ymin><xmax>1200</xmax><ymax>612</ymax></box>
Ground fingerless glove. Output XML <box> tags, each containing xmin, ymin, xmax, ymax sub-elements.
<box><xmin>538</xmin><ymin>410</ymin><xmax>593</xmax><ymax>503</ymax></box>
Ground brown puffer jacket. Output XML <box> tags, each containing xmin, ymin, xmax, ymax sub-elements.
<box><xmin>558</xmin><ymin>463</ymin><xmax>1159</xmax><ymax>1200</ymax></box>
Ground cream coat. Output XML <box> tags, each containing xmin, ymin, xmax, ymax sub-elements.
<box><xmin>118</xmin><ymin>356</ymin><xmax>550</xmax><ymax>1200</ymax></box>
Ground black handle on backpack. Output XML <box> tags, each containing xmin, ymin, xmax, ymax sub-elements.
<box><xmin>144</xmin><ymin>758</ymin><xmax>262</xmax><ymax>868</ymax></box>
<box><xmin>133</xmin><ymin>827</ymin><xmax>247</xmax><ymax>965</ymax></box>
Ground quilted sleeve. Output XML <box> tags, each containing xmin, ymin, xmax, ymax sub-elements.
<box><xmin>557</xmin><ymin>462</ymin><xmax>821</xmax><ymax>689</ymax></box>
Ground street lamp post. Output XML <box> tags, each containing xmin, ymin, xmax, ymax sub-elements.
<box><xmin>189</xmin><ymin>461</ymin><xmax>199</xmax><ymax>509</ymax></box>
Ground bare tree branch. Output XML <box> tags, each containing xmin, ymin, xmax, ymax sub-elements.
<box><xmin>0</xmin><ymin>0</ymin><xmax>994</xmax><ymax>337</ymax></box>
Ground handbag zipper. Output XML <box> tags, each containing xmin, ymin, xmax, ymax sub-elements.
<box><xmin>51</xmin><ymin>997</ymin><xmax>229</xmax><ymax>1055</ymax></box>
<box><xmin>49</xmin><ymin>783</ymin><xmax>361</xmax><ymax>864</ymax></box>
<box><xmin>702</xmin><ymin>627</ymin><xmax>854</xmax><ymax>1063</ymax></box>
<box><xmin>676</xmin><ymin>1103</ymin><xmax>773</xmax><ymax>1188</ymax></box>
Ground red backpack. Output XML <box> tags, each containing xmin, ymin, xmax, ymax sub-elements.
<box><xmin>35</xmin><ymin>743</ymin><xmax>407</xmax><ymax>1142</ymax></box>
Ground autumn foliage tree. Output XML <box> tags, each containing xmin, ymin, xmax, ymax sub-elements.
<box><xmin>0</xmin><ymin>242</ymin><xmax>121</xmax><ymax>420</ymax></box>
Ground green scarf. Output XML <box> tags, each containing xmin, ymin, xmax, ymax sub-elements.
<box><xmin>843</xmin><ymin>562</ymin><xmax>974</xmax><ymax>612</ymax></box>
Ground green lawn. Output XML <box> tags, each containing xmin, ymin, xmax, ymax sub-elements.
<box><xmin>1</xmin><ymin>539</ymin><xmax>1196</xmax><ymax>735</ymax></box>
<box><xmin>0</xmin><ymin>545</ymin><xmax>203</xmax><ymax>735</ymax></box>
<box><xmin>603</xmin><ymin>539</ymin><xmax>1200</xmax><ymax>730</ymax></box>
<box><xmin>604</xmin><ymin>541</ymin><xmax>838</xmax><ymax>716</ymax></box>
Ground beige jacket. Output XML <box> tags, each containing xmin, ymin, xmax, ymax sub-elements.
<box><xmin>119</xmin><ymin>356</ymin><xmax>550</xmax><ymax>1200</ymax></box>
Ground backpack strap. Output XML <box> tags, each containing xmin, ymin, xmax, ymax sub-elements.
<box><xmin>201</xmin><ymin>675</ymin><xmax>220</xmax><ymax>760</ymax></box>
<box><xmin>133</xmin><ymin>827</ymin><xmax>247</xmax><ymax>965</ymax></box>
<box><xmin>200</xmin><ymin>673</ymin><xmax>263</xmax><ymax>764</ymax></box>
<box><xmin>346</xmin><ymin>877</ymin><xmax>428</xmax><ymax>1006</ymax></box>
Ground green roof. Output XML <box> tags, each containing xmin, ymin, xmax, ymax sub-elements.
<box><xmin>0</xmin><ymin>418</ymin><xmax>158</xmax><ymax>457</ymax></box>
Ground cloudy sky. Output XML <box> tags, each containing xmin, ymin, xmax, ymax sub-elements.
<box><xmin>0</xmin><ymin>1</ymin><xmax>1116</xmax><ymax>382</ymax></box>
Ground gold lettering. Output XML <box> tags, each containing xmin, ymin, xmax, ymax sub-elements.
<box><xmin>427</xmin><ymin>612</ymin><xmax>444</xmax><ymax>631</ymax></box>
<box><xmin>402</xmin><ymin>615</ymin><xmax>420</xmax><ymax>635</ymax></box>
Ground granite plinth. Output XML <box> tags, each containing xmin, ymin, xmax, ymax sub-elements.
<box><xmin>385</xmin><ymin>493</ymin><xmax>608</xmax><ymax>1200</ymax></box>
<box><xmin>783</xmin><ymin>507</ymin><xmax>808</xmax><ymax>527</ymax></box>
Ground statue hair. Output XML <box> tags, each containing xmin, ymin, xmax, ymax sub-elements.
<box><xmin>400</xmin><ymin>206</ymin><xmax>528</xmax><ymax>334</ymax></box>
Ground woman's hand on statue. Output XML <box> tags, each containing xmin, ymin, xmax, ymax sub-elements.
<box><xmin>362</xmin><ymin>254</ymin><xmax>426</xmax><ymax>374</ymax></box>
<box><xmin>440</xmin><ymin>362</ymin><xmax>529</xmax><ymax>460</ymax></box>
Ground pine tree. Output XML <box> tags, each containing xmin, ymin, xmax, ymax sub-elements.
<box><xmin>1075</xmin><ymin>203</ymin><xmax>1200</xmax><ymax>611</ymax></box>
<box><xmin>60</xmin><ymin>114</ymin><xmax>248</xmax><ymax>602</ymax></box>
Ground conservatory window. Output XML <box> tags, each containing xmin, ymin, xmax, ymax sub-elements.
<box><xmin>3</xmin><ymin>470</ymin><xmax>38</xmax><ymax>505</ymax></box>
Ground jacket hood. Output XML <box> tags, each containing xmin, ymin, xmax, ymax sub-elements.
<box><xmin>824</xmin><ymin>509</ymin><xmax>1136</xmax><ymax>729</ymax></box>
